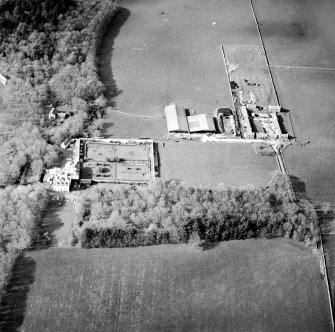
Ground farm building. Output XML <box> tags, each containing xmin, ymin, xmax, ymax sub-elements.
<box><xmin>49</xmin><ymin>107</ymin><xmax>68</xmax><ymax>121</ymax></box>
<box><xmin>240</xmin><ymin>106</ymin><xmax>254</xmax><ymax>139</ymax></box>
<box><xmin>164</xmin><ymin>103</ymin><xmax>189</xmax><ymax>133</ymax></box>
<box><xmin>249</xmin><ymin>105</ymin><xmax>288</xmax><ymax>140</ymax></box>
<box><xmin>187</xmin><ymin>114</ymin><xmax>215</xmax><ymax>133</ymax></box>
<box><xmin>213</xmin><ymin>108</ymin><xmax>236</xmax><ymax>136</ymax></box>
<box><xmin>61</xmin><ymin>137</ymin><xmax>73</xmax><ymax>149</ymax></box>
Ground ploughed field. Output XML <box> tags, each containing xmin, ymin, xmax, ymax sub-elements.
<box><xmin>1</xmin><ymin>239</ymin><xmax>332</xmax><ymax>332</ymax></box>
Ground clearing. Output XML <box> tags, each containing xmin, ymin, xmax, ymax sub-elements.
<box><xmin>0</xmin><ymin>239</ymin><xmax>332</xmax><ymax>332</ymax></box>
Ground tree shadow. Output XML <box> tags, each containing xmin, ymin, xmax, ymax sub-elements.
<box><xmin>289</xmin><ymin>175</ymin><xmax>311</xmax><ymax>201</ymax></box>
<box><xmin>97</xmin><ymin>7</ymin><xmax>131</xmax><ymax>107</ymax></box>
<box><xmin>315</xmin><ymin>205</ymin><xmax>335</xmax><ymax>234</ymax></box>
<box><xmin>154</xmin><ymin>142</ymin><xmax>160</xmax><ymax>177</ymax></box>
<box><xmin>0</xmin><ymin>255</ymin><xmax>36</xmax><ymax>332</ymax></box>
<box><xmin>100</xmin><ymin>117</ymin><xmax>114</xmax><ymax>137</ymax></box>
<box><xmin>31</xmin><ymin>201</ymin><xmax>68</xmax><ymax>249</ymax></box>
<box><xmin>202</xmin><ymin>241</ymin><xmax>221</xmax><ymax>251</ymax></box>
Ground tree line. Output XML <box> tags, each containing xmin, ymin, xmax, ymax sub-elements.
<box><xmin>72</xmin><ymin>175</ymin><xmax>320</xmax><ymax>248</ymax></box>
<box><xmin>0</xmin><ymin>0</ymin><xmax>117</xmax><ymax>184</ymax></box>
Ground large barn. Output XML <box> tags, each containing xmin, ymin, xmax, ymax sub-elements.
<box><xmin>164</xmin><ymin>103</ymin><xmax>189</xmax><ymax>133</ymax></box>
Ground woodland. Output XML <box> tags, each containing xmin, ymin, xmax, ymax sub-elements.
<box><xmin>0</xmin><ymin>0</ymin><xmax>116</xmax><ymax>184</ymax></box>
<box><xmin>73</xmin><ymin>176</ymin><xmax>319</xmax><ymax>248</ymax></box>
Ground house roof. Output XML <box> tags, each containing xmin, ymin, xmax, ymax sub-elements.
<box><xmin>49</xmin><ymin>108</ymin><xmax>57</xmax><ymax>117</ymax></box>
<box><xmin>187</xmin><ymin>114</ymin><xmax>215</xmax><ymax>132</ymax></box>
<box><xmin>164</xmin><ymin>104</ymin><xmax>189</xmax><ymax>132</ymax></box>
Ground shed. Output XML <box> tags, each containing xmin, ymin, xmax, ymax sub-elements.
<box><xmin>164</xmin><ymin>104</ymin><xmax>189</xmax><ymax>133</ymax></box>
<box><xmin>48</xmin><ymin>108</ymin><xmax>57</xmax><ymax>120</ymax></box>
<box><xmin>61</xmin><ymin>137</ymin><xmax>73</xmax><ymax>149</ymax></box>
<box><xmin>187</xmin><ymin>114</ymin><xmax>215</xmax><ymax>133</ymax></box>
<box><xmin>0</xmin><ymin>74</ymin><xmax>9</xmax><ymax>86</ymax></box>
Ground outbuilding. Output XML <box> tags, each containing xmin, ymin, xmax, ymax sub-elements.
<box><xmin>187</xmin><ymin>114</ymin><xmax>216</xmax><ymax>133</ymax></box>
<box><xmin>48</xmin><ymin>108</ymin><xmax>57</xmax><ymax>120</ymax></box>
<box><xmin>0</xmin><ymin>74</ymin><xmax>9</xmax><ymax>86</ymax></box>
<box><xmin>164</xmin><ymin>103</ymin><xmax>189</xmax><ymax>133</ymax></box>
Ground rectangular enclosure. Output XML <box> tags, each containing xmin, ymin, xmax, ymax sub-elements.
<box><xmin>79</xmin><ymin>139</ymin><xmax>155</xmax><ymax>184</ymax></box>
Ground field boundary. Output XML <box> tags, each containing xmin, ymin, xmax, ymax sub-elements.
<box><xmin>319</xmin><ymin>234</ymin><xmax>335</xmax><ymax>329</ymax></box>
<box><xmin>220</xmin><ymin>45</ymin><xmax>237</xmax><ymax>110</ymax></box>
<box><xmin>249</xmin><ymin>0</ymin><xmax>280</xmax><ymax>106</ymax></box>
<box><xmin>271</xmin><ymin>65</ymin><xmax>335</xmax><ymax>71</ymax></box>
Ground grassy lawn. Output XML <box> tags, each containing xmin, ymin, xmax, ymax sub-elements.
<box><xmin>159</xmin><ymin>141</ymin><xmax>278</xmax><ymax>188</ymax></box>
<box><xmin>0</xmin><ymin>239</ymin><xmax>331</xmax><ymax>331</ymax></box>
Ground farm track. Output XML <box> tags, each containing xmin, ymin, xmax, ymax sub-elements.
<box><xmin>109</xmin><ymin>108</ymin><xmax>162</xmax><ymax>119</ymax></box>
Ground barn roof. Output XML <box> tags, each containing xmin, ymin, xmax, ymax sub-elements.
<box><xmin>187</xmin><ymin>114</ymin><xmax>215</xmax><ymax>132</ymax></box>
<box><xmin>164</xmin><ymin>104</ymin><xmax>189</xmax><ymax>133</ymax></box>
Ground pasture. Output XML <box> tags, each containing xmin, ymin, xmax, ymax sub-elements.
<box><xmin>98</xmin><ymin>0</ymin><xmax>260</xmax><ymax>138</ymax></box>
<box><xmin>159</xmin><ymin>141</ymin><xmax>278</xmax><ymax>188</ymax></box>
<box><xmin>274</xmin><ymin>68</ymin><xmax>335</xmax><ymax>206</ymax></box>
<box><xmin>253</xmin><ymin>0</ymin><xmax>335</xmax><ymax>300</ymax></box>
<box><xmin>1</xmin><ymin>239</ymin><xmax>332</xmax><ymax>332</ymax></box>
<box><xmin>251</xmin><ymin>0</ymin><xmax>335</xmax><ymax>206</ymax></box>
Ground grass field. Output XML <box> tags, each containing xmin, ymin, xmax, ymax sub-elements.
<box><xmin>273</xmin><ymin>68</ymin><xmax>335</xmax><ymax>206</ymax></box>
<box><xmin>253</xmin><ymin>0</ymin><xmax>335</xmax><ymax>69</ymax></box>
<box><xmin>159</xmin><ymin>141</ymin><xmax>278</xmax><ymax>188</ymax></box>
<box><xmin>252</xmin><ymin>0</ymin><xmax>335</xmax><ymax>306</ymax></box>
<box><xmin>251</xmin><ymin>0</ymin><xmax>335</xmax><ymax>206</ymax></box>
<box><xmin>98</xmin><ymin>0</ymin><xmax>259</xmax><ymax>138</ymax></box>
<box><xmin>0</xmin><ymin>239</ymin><xmax>331</xmax><ymax>332</ymax></box>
